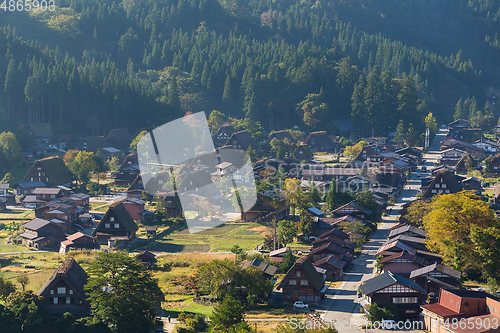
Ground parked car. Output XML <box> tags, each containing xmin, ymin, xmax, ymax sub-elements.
<box><xmin>293</xmin><ymin>301</ymin><xmax>308</xmax><ymax>309</ymax></box>
<box><xmin>26</xmin><ymin>203</ymin><xmax>37</xmax><ymax>209</ymax></box>
<box><xmin>382</xmin><ymin>319</ymin><xmax>398</xmax><ymax>330</ymax></box>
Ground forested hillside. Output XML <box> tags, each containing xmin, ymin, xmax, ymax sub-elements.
<box><xmin>0</xmin><ymin>0</ymin><xmax>499</xmax><ymax>138</ymax></box>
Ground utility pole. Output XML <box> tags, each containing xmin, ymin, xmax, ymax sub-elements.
<box><xmin>273</xmin><ymin>217</ymin><xmax>276</xmax><ymax>251</ymax></box>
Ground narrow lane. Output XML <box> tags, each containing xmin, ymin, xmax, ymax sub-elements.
<box><xmin>319</xmin><ymin>129</ymin><xmax>448</xmax><ymax>332</ymax></box>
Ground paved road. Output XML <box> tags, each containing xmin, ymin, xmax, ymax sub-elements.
<box><xmin>318</xmin><ymin>129</ymin><xmax>447</xmax><ymax>332</ymax></box>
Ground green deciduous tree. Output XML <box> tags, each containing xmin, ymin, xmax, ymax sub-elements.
<box><xmin>85</xmin><ymin>251</ymin><xmax>163</xmax><ymax>333</ymax></box>
<box><xmin>277</xmin><ymin>219</ymin><xmax>298</xmax><ymax>247</ymax></box>
<box><xmin>209</xmin><ymin>297</ymin><xmax>247</xmax><ymax>332</ymax></box>
<box><xmin>0</xmin><ymin>131</ymin><xmax>22</xmax><ymax>166</ymax></box>
<box><xmin>355</xmin><ymin>191</ymin><xmax>381</xmax><ymax>221</ymax></box>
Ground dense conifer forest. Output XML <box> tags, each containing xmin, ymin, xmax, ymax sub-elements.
<box><xmin>1</xmin><ymin>0</ymin><xmax>500</xmax><ymax>137</ymax></box>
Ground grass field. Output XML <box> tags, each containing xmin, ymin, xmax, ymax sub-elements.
<box><xmin>137</xmin><ymin>222</ymin><xmax>270</xmax><ymax>253</ymax></box>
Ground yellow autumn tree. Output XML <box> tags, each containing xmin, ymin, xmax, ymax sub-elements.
<box><xmin>422</xmin><ymin>191</ymin><xmax>497</xmax><ymax>273</ymax></box>
<box><xmin>282</xmin><ymin>178</ymin><xmax>302</xmax><ymax>215</ymax></box>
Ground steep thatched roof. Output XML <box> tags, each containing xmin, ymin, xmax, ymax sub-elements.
<box><xmin>277</xmin><ymin>257</ymin><xmax>324</xmax><ymax>291</ymax></box>
<box><xmin>36</xmin><ymin>258</ymin><xmax>89</xmax><ymax>305</ymax></box>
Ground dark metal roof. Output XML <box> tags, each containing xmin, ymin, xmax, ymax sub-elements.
<box><xmin>388</xmin><ymin>225</ymin><xmax>427</xmax><ymax>239</ymax></box>
<box><xmin>23</xmin><ymin>218</ymin><xmax>53</xmax><ymax>230</ymax></box>
<box><xmin>313</xmin><ymin>255</ymin><xmax>346</xmax><ymax>269</ymax></box>
<box><xmin>241</xmin><ymin>258</ymin><xmax>278</xmax><ymax>276</ymax></box>
<box><xmin>409</xmin><ymin>263</ymin><xmax>461</xmax><ymax>279</ymax></box>
<box><xmin>379</xmin><ymin>251</ymin><xmax>425</xmax><ymax>265</ymax></box>
<box><xmin>359</xmin><ymin>271</ymin><xmax>427</xmax><ymax>296</ymax></box>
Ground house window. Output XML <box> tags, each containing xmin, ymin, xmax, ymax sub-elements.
<box><xmin>31</xmin><ymin>177</ymin><xmax>33</xmax><ymax>181</ymax></box>
<box><xmin>442</xmin><ymin>184</ymin><xmax>446</xmax><ymax>188</ymax></box>
<box><xmin>38</xmin><ymin>172</ymin><xmax>41</xmax><ymax>176</ymax></box>
<box><xmin>58</xmin><ymin>287</ymin><xmax>66</xmax><ymax>294</ymax></box>
<box><xmin>114</xmin><ymin>223</ymin><xmax>119</xmax><ymax>228</ymax></box>
<box><xmin>105</xmin><ymin>223</ymin><xmax>110</xmax><ymax>228</ymax></box>
<box><xmin>445</xmin><ymin>190</ymin><xmax>450</xmax><ymax>194</ymax></box>
<box><xmin>184</xmin><ymin>187</ymin><xmax>187</xmax><ymax>191</ymax></box>
<box><xmin>289</xmin><ymin>280</ymin><xmax>296</xmax><ymax>285</ymax></box>
<box><xmin>69</xmin><ymin>289</ymin><xmax>73</xmax><ymax>295</ymax></box>
<box><xmin>66</xmin><ymin>297</ymin><xmax>71</xmax><ymax>304</ymax></box>
<box><xmin>53</xmin><ymin>297</ymin><xmax>58</xmax><ymax>304</ymax></box>
<box><xmin>301</xmin><ymin>280</ymin><xmax>308</xmax><ymax>286</ymax></box>
<box><xmin>158</xmin><ymin>180</ymin><xmax>163</xmax><ymax>185</ymax></box>
<box><xmin>46</xmin><ymin>178</ymin><xmax>48</xmax><ymax>182</ymax></box>
<box><xmin>128</xmin><ymin>161</ymin><xmax>132</xmax><ymax>164</ymax></box>
<box><xmin>195</xmin><ymin>188</ymin><xmax>198</xmax><ymax>191</ymax></box>
<box><xmin>190</xmin><ymin>181</ymin><xmax>193</xmax><ymax>185</ymax></box>
<box><xmin>110</xmin><ymin>217</ymin><xmax>114</xmax><ymax>222</ymax></box>
<box><xmin>392</xmin><ymin>297</ymin><xmax>418</xmax><ymax>304</ymax></box>
<box><xmin>51</xmin><ymin>195</ymin><xmax>55</xmax><ymax>198</ymax></box>
<box><xmin>50</xmin><ymin>290</ymin><xmax>54</xmax><ymax>295</ymax></box>
<box><xmin>435</xmin><ymin>184</ymin><xmax>440</xmax><ymax>188</ymax></box>
<box><xmin>37</xmin><ymin>167</ymin><xmax>41</xmax><ymax>171</ymax></box>
<box><xmin>431</xmin><ymin>189</ymin><xmax>436</xmax><ymax>193</ymax></box>
<box><xmin>296</xmin><ymin>271</ymin><xmax>301</xmax><ymax>277</ymax></box>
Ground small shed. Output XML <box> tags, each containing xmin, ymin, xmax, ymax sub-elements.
<box><xmin>145</xmin><ymin>226</ymin><xmax>157</xmax><ymax>237</ymax></box>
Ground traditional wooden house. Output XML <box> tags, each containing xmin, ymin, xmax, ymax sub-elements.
<box><xmin>307</xmin><ymin>242</ymin><xmax>350</xmax><ymax>262</ymax></box>
<box><xmin>410</xmin><ymin>263</ymin><xmax>461</xmax><ymax>301</ymax></box>
<box><xmin>277</xmin><ymin>257</ymin><xmax>327</xmax><ymax>304</ymax></box>
<box><xmin>36</xmin><ymin>258</ymin><xmax>90</xmax><ymax>315</ymax></box>
<box><xmin>378</xmin><ymin>251</ymin><xmax>426</xmax><ymax>277</ymax></box>
<box><xmin>106</xmin><ymin>128</ymin><xmax>132</xmax><ymax>149</ymax></box>
<box><xmin>312</xmin><ymin>256</ymin><xmax>346</xmax><ymax>280</ymax></box>
<box><xmin>22</xmin><ymin>195</ymin><xmax>46</xmax><ymax>208</ymax></box>
<box><xmin>118</xmin><ymin>197</ymin><xmax>146</xmax><ymax>222</ymax></box>
<box><xmin>59</xmin><ymin>232</ymin><xmax>99</xmax><ymax>254</ymax></box>
<box><xmin>241</xmin><ymin>194</ymin><xmax>289</xmax><ymax>222</ymax></box>
<box><xmin>13</xmin><ymin>181</ymin><xmax>47</xmax><ymax>195</ymax></box>
<box><xmin>421</xmin><ymin>289</ymin><xmax>500</xmax><ymax>333</ymax></box>
<box><xmin>21</xmin><ymin>218</ymin><xmax>64</xmax><ymax>250</ymax></box>
<box><xmin>0</xmin><ymin>183</ymin><xmax>8</xmax><ymax>196</ymax></box>
<box><xmin>33</xmin><ymin>187</ymin><xmax>64</xmax><ymax>201</ymax></box>
<box><xmin>269</xmin><ymin>247</ymin><xmax>289</xmax><ymax>263</ymax></box>
<box><xmin>81</xmin><ymin>136</ymin><xmax>107</xmax><ymax>154</ymax></box>
<box><xmin>304</xmin><ymin>131</ymin><xmax>335</xmax><ymax>153</ymax></box>
<box><xmin>376</xmin><ymin>239</ymin><xmax>417</xmax><ymax>257</ymax></box>
<box><xmin>69</xmin><ymin>193</ymin><xmax>91</xmax><ymax>213</ymax></box>
<box><xmin>127</xmin><ymin>175</ymin><xmax>144</xmax><ymax>198</ymax></box>
<box><xmin>461</xmin><ymin>176</ymin><xmax>482</xmax><ymax>192</ymax></box>
<box><xmin>91</xmin><ymin>202</ymin><xmax>138</xmax><ymax>245</ymax></box>
<box><xmin>241</xmin><ymin>259</ymin><xmax>278</xmax><ymax>280</ymax></box>
<box><xmin>23</xmin><ymin>157</ymin><xmax>74</xmax><ymax>187</ymax></box>
<box><xmin>264</xmin><ymin>131</ymin><xmax>296</xmax><ymax>145</ymax></box>
<box><xmin>422</xmin><ymin>169</ymin><xmax>462</xmax><ymax>199</ymax></box>
<box><xmin>359</xmin><ymin>271</ymin><xmax>427</xmax><ymax>319</ymax></box>
<box><xmin>473</xmin><ymin>139</ymin><xmax>500</xmax><ymax>154</ymax></box>
<box><xmin>448</xmin><ymin>119</ymin><xmax>471</xmax><ymax>138</ymax></box>
<box><xmin>213</xmin><ymin>125</ymin><xmax>236</xmax><ymax>148</ymax></box>
<box><xmin>36</xmin><ymin>200</ymin><xmax>79</xmax><ymax>223</ymax></box>
<box><xmin>136</xmin><ymin>250</ymin><xmax>157</xmax><ymax>266</ymax></box>
<box><xmin>388</xmin><ymin>225</ymin><xmax>426</xmax><ymax>239</ymax></box>
<box><xmin>331</xmin><ymin>201</ymin><xmax>373</xmax><ymax>220</ymax></box>
<box><xmin>454</xmin><ymin>154</ymin><xmax>477</xmax><ymax>174</ymax></box>
<box><xmin>386</xmin><ymin>234</ymin><xmax>427</xmax><ymax>251</ymax></box>
<box><xmin>225</xmin><ymin>131</ymin><xmax>259</xmax><ymax>152</ymax></box>
<box><xmin>0</xmin><ymin>197</ymin><xmax>7</xmax><ymax>211</ymax></box>
<box><xmin>439</xmin><ymin>148</ymin><xmax>469</xmax><ymax>166</ymax></box>
<box><xmin>113</xmin><ymin>153</ymin><xmax>140</xmax><ymax>185</ymax></box>
<box><xmin>293</xmin><ymin>145</ymin><xmax>314</xmax><ymax>161</ymax></box>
